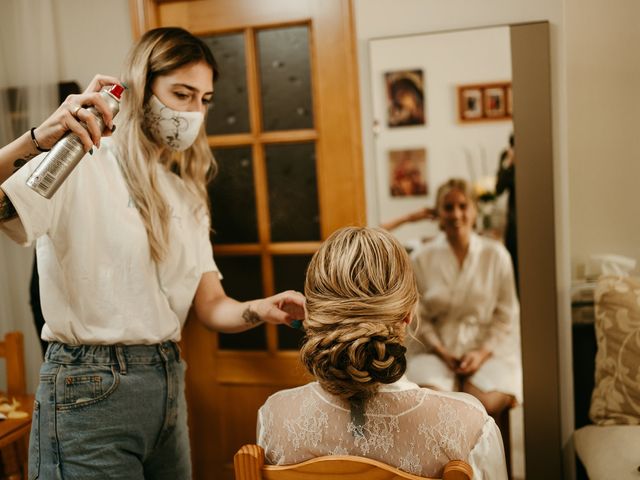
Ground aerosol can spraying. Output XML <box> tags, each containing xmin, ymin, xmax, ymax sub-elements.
<box><xmin>26</xmin><ymin>84</ymin><xmax>125</xmax><ymax>199</ymax></box>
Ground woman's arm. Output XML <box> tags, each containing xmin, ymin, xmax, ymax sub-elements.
<box><xmin>0</xmin><ymin>74</ymin><xmax>121</xmax><ymax>222</ymax></box>
<box><xmin>380</xmin><ymin>207</ymin><xmax>436</xmax><ymax>231</ymax></box>
<box><xmin>0</xmin><ymin>131</ymin><xmax>40</xmax><ymax>184</ymax></box>
<box><xmin>193</xmin><ymin>271</ymin><xmax>305</xmax><ymax>333</ymax></box>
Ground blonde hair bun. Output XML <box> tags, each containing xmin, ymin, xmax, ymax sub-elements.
<box><xmin>300</xmin><ymin>227</ymin><xmax>418</xmax><ymax>404</ymax></box>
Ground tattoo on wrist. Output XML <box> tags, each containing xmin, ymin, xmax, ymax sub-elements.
<box><xmin>242</xmin><ymin>307</ymin><xmax>263</xmax><ymax>326</ymax></box>
<box><xmin>0</xmin><ymin>195</ymin><xmax>17</xmax><ymax>222</ymax></box>
<box><xmin>13</xmin><ymin>156</ymin><xmax>34</xmax><ymax>174</ymax></box>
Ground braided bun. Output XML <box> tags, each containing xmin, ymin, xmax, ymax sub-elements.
<box><xmin>301</xmin><ymin>227</ymin><xmax>418</xmax><ymax>407</ymax></box>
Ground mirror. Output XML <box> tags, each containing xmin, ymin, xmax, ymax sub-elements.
<box><xmin>370</xmin><ymin>26</ymin><xmax>514</xmax><ymax>251</ymax></box>
<box><xmin>366</xmin><ymin>23</ymin><xmax>558</xmax><ymax>479</ymax></box>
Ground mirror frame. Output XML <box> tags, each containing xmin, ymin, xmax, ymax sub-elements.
<box><xmin>510</xmin><ymin>21</ymin><xmax>562</xmax><ymax>478</ymax></box>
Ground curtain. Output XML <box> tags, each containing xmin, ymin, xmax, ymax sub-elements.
<box><xmin>0</xmin><ymin>0</ymin><xmax>60</xmax><ymax>392</ymax></box>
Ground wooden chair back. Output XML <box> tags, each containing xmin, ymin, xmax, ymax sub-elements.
<box><xmin>0</xmin><ymin>332</ymin><xmax>26</xmax><ymax>396</ymax></box>
<box><xmin>234</xmin><ymin>444</ymin><xmax>473</xmax><ymax>480</ymax></box>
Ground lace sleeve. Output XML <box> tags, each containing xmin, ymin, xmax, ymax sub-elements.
<box><xmin>468</xmin><ymin>416</ymin><xmax>508</xmax><ymax>480</ymax></box>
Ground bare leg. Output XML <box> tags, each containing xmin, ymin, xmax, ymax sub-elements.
<box><xmin>461</xmin><ymin>380</ymin><xmax>514</xmax><ymax>417</ymax></box>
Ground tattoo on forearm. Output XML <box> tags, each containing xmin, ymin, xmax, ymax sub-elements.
<box><xmin>242</xmin><ymin>307</ymin><xmax>263</xmax><ymax>326</ymax></box>
<box><xmin>0</xmin><ymin>195</ymin><xmax>17</xmax><ymax>222</ymax></box>
<box><xmin>13</xmin><ymin>155</ymin><xmax>34</xmax><ymax>174</ymax></box>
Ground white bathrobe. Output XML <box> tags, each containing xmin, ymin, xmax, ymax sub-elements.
<box><xmin>407</xmin><ymin>232</ymin><xmax>522</xmax><ymax>401</ymax></box>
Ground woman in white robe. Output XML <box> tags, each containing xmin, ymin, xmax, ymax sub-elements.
<box><xmin>257</xmin><ymin>226</ymin><xmax>508</xmax><ymax>479</ymax></box>
<box><xmin>406</xmin><ymin>178</ymin><xmax>522</xmax><ymax>418</ymax></box>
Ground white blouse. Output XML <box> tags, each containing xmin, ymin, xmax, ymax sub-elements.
<box><xmin>257</xmin><ymin>377</ymin><xmax>508</xmax><ymax>479</ymax></box>
<box><xmin>0</xmin><ymin>138</ymin><xmax>218</xmax><ymax>345</ymax></box>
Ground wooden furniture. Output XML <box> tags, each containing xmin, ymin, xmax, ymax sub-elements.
<box><xmin>233</xmin><ymin>444</ymin><xmax>473</xmax><ymax>480</ymax></box>
<box><xmin>0</xmin><ymin>332</ymin><xmax>34</xmax><ymax>480</ymax></box>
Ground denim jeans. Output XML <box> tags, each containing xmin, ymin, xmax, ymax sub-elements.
<box><xmin>28</xmin><ymin>342</ymin><xmax>191</xmax><ymax>480</ymax></box>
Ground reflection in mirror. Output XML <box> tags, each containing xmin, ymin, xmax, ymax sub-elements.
<box><xmin>369</xmin><ymin>26</ymin><xmax>524</xmax><ymax>479</ymax></box>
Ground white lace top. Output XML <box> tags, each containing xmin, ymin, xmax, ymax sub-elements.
<box><xmin>257</xmin><ymin>377</ymin><xmax>507</xmax><ymax>479</ymax></box>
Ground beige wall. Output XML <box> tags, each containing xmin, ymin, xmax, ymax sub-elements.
<box><xmin>54</xmin><ymin>0</ymin><xmax>132</xmax><ymax>89</ymax></box>
<box><xmin>566</xmin><ymin>0</ymin><xmax>640</xmax><ymax>277</ymax></box>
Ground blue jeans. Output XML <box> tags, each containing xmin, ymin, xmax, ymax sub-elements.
<box><xmin>28</xmin><ymin>342</ymin><xmax>191</xmax><ymax>479</ymax></box>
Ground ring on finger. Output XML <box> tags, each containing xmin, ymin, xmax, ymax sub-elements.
<box><xmin>73</xmin><ymin>105</ymin><xmax>83</xmax><ymax>117</ymax></box>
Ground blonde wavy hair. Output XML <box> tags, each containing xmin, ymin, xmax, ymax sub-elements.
<box><xmin>301</xmin><ymin>226</ymin><xmax>418</xmax><ymax>419</ymax></box>
<box><xmin>113</xmin><ymin>27</ymin><xmax>219</xmax><ymax>262</ymax></box>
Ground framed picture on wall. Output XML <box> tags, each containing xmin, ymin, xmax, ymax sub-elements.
<box><xmin>384</xmin><ymin>69</ymin><xmax>426</xmax><ymax>127</ymax></box>
<box><xmin>388</xmin><ymin>148</ymin><xmax>428</xmax><ymax>197</ymax></box>
<box><xmin>459</xmin><ymin>87</ymin><xmax>483</xmax><ymax>120</ymax></box>
<box><xmin>484</xmin><ymin>86</ymin><xmax>506</xmax><ymax>117</ymax></box>
<box><xmin>457</xmin><ymin>81</ymin><xmax>512</xmax><ymax>122</ymax></box>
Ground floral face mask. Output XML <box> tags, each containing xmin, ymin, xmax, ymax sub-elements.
<box><xmin>144</xmin><ymin>94</ymin><xmax>204</xmax><ymax>152</ymax></box>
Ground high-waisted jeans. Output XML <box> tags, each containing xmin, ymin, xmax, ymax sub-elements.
<box><xmin>28</xmin><ymin>342</ymin><xmax>191</xmax><ymax>480</ymax></box>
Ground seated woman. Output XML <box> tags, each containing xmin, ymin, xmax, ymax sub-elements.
<box><xmin>257</xmin><ymin>226</ymin><xmax>507</xmax><ymax>479</ymax></box>
<box><xmin>406</xmin><ymin>178</ymin><xmax>522</xmax><ymax>421</ymax></box>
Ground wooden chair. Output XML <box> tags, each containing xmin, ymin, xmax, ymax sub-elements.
<box><xmin>234</xmin><ymin>444</ymin><xmax>473</xmax><ymax>480</ymax></box>
<box><xmin>0</xmin><ymin>332</ymin><xmax>33</xmax><ymax>480</ymax></box>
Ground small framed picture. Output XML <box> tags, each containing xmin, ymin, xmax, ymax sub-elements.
<box><xmin>384</xmin><ymin>69</ymin><xmax>426</xmax><ymax>127</ymax></box>
<box><xmin>459</xmin><ymin>87</ymin><xmax>483</xmax><ymax>120</ymax></box>
<box><xmin>388</xmin><ymin>148</ymin><xmax>428</xmax><ymax>197</ymax></box>
<box><xmin>484</xmin><ymin>86</ymin><xmax>506</xmax><ymax>117</ymax></box>
<box><xmin>457</xmin><ymin>81</ymin><xmax>512</xmax><ymax>122</ymax></box>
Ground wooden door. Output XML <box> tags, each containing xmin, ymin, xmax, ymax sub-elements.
<box><xmin>130</xmin><ymin>1</ymin><xmax>364</xmax><ymax>478</ymax></box>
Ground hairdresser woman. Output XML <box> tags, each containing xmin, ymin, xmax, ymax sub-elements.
<box><xmin>0</xmin><ymin>27</ymin><xmax>304</xmax><ymax>479</ymax></box>
<box><xmin>406</xmin><ymin>178</ymin><xmax>521</xmax><ymax>423</ymax></box>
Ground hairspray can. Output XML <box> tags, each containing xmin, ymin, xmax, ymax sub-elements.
<box><xmin>26</xmin><ymin>84</ymin><xmax>124</xmax><ymax>199</ymax></box>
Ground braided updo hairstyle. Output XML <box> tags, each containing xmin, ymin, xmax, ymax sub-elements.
<box><xmin>301</xmin><ymin>226</ymin><xmax>418</xmax><ymax>423</ymax></box>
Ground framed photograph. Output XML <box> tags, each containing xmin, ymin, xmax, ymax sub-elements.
<box><xmin>457</xmin><ymin>81</ymin><xmax>512</xmax><ymax>122</ymax></box>
<box><xmin>459</xmin><ymin>87</ymin><xmax>483</xmax><ymax>120</ymax></box>
<box><xmin>484</xmin><ymin>86</ymin><xmax>506</xmax><ymax>117</ymax></box>
<box><xmin>388</xmin><ymin>148</ymin><xmax>428</xmax><ymax>197</ymax></box>
<box><xmin>385</xmin><ymin>69</ymin><xmax>426</xmax><ymax>127</ymax></box>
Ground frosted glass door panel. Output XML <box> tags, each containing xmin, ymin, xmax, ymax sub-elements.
<box><xmin>257</xmin><ymin>26</ymin><xmax>313</xmax><ymax>131</ymax></box>
<box><xmin>265</xmin><ymin>143</ymin><xmax>320</xmax><ymax>242</ymax></box>
<box><xmin>201</xmin><ymin>33</ymin><xmax>250</xmax><ymax>135</ymax></box>
<box><xmin>209</xmin><ymin>147</ymin><xmax>258</xmax><ymax>244</ymax></box>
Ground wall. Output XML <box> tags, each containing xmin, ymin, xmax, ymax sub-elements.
<box><xmin>566</xmin><ymin>0</ymin><xmax>640</xmax><ymax>278</ymax></box>
<box><xmin>53</xmin><ymin>0</ymin><xmax>132</xmax><ymax>90</ymax></box>
<box><xmin>368</xmin><ymin>27</ymin><xmax>513</xmax><ymax>244</ymax></box>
